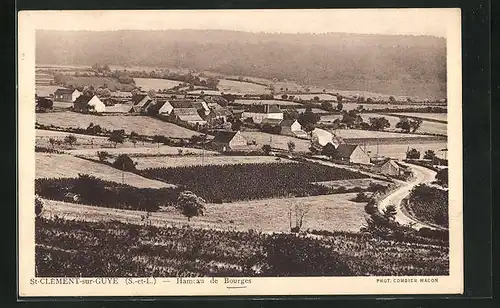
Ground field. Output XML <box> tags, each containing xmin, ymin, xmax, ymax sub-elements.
<box><xmin>141</xmin><ymin>162</ymin><xmax>367</xmax><ymax>202</ymax></box>
<box><xmin>295</xmin><ymin>108</ymin><xmax>331</xmax><ymax>114</ymax></box>
<box><xmin>334</xmin><ymin>129</ymin><xmax>427</xmax><ymax>140</ymax></box>
<box><xmin>313</xmin><ymin>179</ymin><xmax>390</xmax><ymax>190</ymax></box>
<box><xmin>232</xmin><ymin>99</ymin><xmax>302</xmax><ymax>106</ymax></box>
<box><xmin>66</xmin><ymin>145</ymin><xmax>219</xmax><ymax>158</ymax></box>
<box><xmin>241</xmin><ymin>131</ymin><xmax>310</xmax><ymax>152</ymax></box>
<box><xmin>36</xmin><ymin>153</ymin><xmax>171</xmax><ymax>189</ymax></box>
<box><xmin>133</xmin><ymin>155</ymin><xmax>292</xmax><ymax>170</ymax></box>
<box><xmin>359</xmin><ymin>113</ymin><xmax>448</xmax><ymax>135</ymax></box>
<box><xmin>391</xmin><ymin>112</ymin><xmax>448</xmax><ymax>122</ymax></box>
<box><xmin>133</xmin><ymin>78</ymin><xmax>182</xmax><ymax>91</ymax></box>
<box><xmin>35</xmin><ymin>85</ymin><xmax>61</xmax><ymax>98</ymax></box>
<box><xmin>64</xmin><ymin>76</ymin><xmax>133</xmax><ymax>91</ymax></box>
<box><xmin>287</xmin><ymin>94</ymin><xmax>338</xmax><ymax>101</ymax></box>
<box><xmin>36</xmin><ymin>129</ymin><xmax>147</xmax><ymax>150</ymax></box>
<box><xmin>218</xmin><ymin>79</ymin><xmax>270</xmax><ymax>94</ymax></box>
<box><xmin>36</xmin><ymin>112</ymin><xmax>199</xmax><ymax>138</ymax></box>
<box><xmin>341</xmin><ymin>103</ymin><xmax>430</xmax><ymax>111</ymax></box>
<box><xmin>362</xmin><ymin>142</ymin><xmax>447</xmax><ymax>160</ymax></box>
<box><xmin>35</xmin><ymin>217</ymin><xmax>449</xmax><ymax>277</ymax></box>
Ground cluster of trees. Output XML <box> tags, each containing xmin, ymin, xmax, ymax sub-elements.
<box><xmin>395</xmin><ymin>117</ymin><xmax>423</xmax><ymax>133</ymax></box>
<box><xmin>35</xmin><ymin>97</ymin><xmax>54</xmax><ymax>112</ymax></box>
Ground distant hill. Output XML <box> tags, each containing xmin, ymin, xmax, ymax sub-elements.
<box><xmin>36</xmin><ymin>30</ymin><xmax>446</xmax><ymax>99</ymax></box>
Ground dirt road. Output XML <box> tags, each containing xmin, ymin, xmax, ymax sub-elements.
<box><xmin>378</xmin><ymin>163</ymin><xmax>447</xmax><ymax>231</ymax></box>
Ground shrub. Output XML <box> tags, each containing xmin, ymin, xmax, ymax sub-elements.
<box><xmin>113</xmin><ymin>154</ymin><xmax>136</xmax><ymax>172</ymax></box>
<box><xmin>97</xmin><ymin>151</ymin><xmax>112</xmax><ymax>162</ymax></box>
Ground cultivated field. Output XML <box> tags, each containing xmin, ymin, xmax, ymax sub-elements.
<box><xmin>341</xmin><ymin>103</ymin><xmax>430</xmax><ymax>111</ymax></box>
<box><xmin>36</xmin><ymin>153</ymin><xmax>171</xmax><ymax>189</ymax></box>
<box><xmin>240</xmin><ymin>131</ymin><xmax>311</xmax><ymax>152</ymax></box>
<box><xmin>391</xmin><ymin>112</ymin><xmax>448</xmax><ymax>122</ymax></box>
<box><xmin>218</xmin><ymin>79</ymin><xmax>270</xmax><ymax>94</ymax></box>
<box><xmin>36</xmin><ymin>112</ymin><xmax>199</xmax><ymax>138</ymax></box>
<box><xmin>359</xmin><ymin>113</ymin><xmax>447</xmax><ymax>135</ymax></box>
<box><xmin>134</xmin><ymin>155</ymin><xmax>292</xmax><ymax>170</ymax></box>
<box><xmin>133</xmin><ymin>78</ymin><xmax>182</xmax><ymax>91</ymax></box>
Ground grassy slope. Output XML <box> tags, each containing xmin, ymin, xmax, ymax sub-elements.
<box><xmin>36</xmin><ymin>112</ymin><xmax>199</xmax><ymax>138</ymax></box>
<box><xmin>36</xmin><ymin>153</ymin><xmax>171</xmax><ymax>189</ymax></box>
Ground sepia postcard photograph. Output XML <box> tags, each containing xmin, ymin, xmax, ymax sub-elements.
<box><xmin>18</xmin><ymin>8</ymin><xmax>463</xmax><ymax>297</ymax></box>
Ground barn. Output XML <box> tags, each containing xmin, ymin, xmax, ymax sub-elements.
<box><xmin>336</xmin><ymin>144</ymin><xmax>371</xmax><ymax>165</ymax></box>
<box><xmin>73</xmin><ymin>95</ymin><xmax>106</xmax><ymax>113</ymax></box>
<box><xmin>210</xmin><ymin>130</ymin><xmax>248</xmax><ymax>152</ymax></box>
<box><xmin>54</xmin><ymin>88</ymin><xmax>82</xmax><ymax>102</ymax></box>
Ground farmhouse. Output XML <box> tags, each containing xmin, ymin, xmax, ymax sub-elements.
<box><xmin>280</xmin><ymin>119</ymin><xmax>308</xmax><ymax>139</ymax></box>
<box><xmin>335</xmin><ymin>144</ymin><xmax>371</xmax><ymax>165</ymax></box>
<box><xmin>130</xmin><ymin>94</ymin><xmax>154</xmax><ymax>113</ymax></box>
<box><xmin>241</xmin><ymin>104</ymin><xmax>283</xmax><ymax>124</ymax></box>
<box><xmin>210</xmin><ymin>130</ymin><xmax>248</xmax><ymax>151</ymax></box>
<box><xmin>159</xmin><ymin>100</ymin><xmax>195</xmax><ymax>116</ymax></box>
<box><xmin>54</xmin><ymin>88</ymin><xmax>82</xmax><ymax>102</ymax></box>
<box><xmin>170</xmin><ymin>108</ymin><xmax>207</xmax><ymax>126</ymax></box>
<box><xmin>73</xmin><ymin>95</ymin><xmax>106</xmax><ymax>113</ymax></box>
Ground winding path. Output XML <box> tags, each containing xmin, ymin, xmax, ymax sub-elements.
<box><xmin>378</xmin><ymin>163</ymin><xmax>447</xmax><ymax>231</ymax></box>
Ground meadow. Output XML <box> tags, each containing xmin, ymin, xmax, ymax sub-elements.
<box><xmin>218</xmin><ymin>79</ymin><xmax>270</xmax><ymax>94</ymax></box>
<box><xmin>391</xmin><ymin>112</ymin><xmax>448</xmax><ymax>123</ymax></box>
<box><xmin>133</xmin><ymin>78</ymin><xmax>182</xmax><ymax>91</ymax></box>
<box><xmin>141</xmin><ymin>162</ymin><xmax>367</xmax><ymax>202</ymax></box>
<box><xmin>287</xmin><ymin>93</ymin><xmax>338</xmax><ymax>101</ymax></box>
<box><xmin>359</xmin><ymin>113</ymin><xmax>448</xmax><ymax>135</ymax></box>
<box><xmin>66</xmin><ymin>145</ymin><xmax>219</xmax><ymax>159</ymax></box>
<box><xmin>333</xmin><ymin>129</ymin><xmax>426</xmax><ymax>140</ymax></box>
<box><xmin>36</xmin><ymin>112</ymin><xmax>199</xmax><ymax>138</ymax></box>
<box><xmin>64</xmin><ymin>76</ymin><xmax>134</xmax><ymax>91</ymax></box>
<box><xmin>36</xmin><ymin>153</ymin><xmax>171</xmax><ymax>189</ymax></box>
<box><xmin>35</xmin><ymin>217</ymin><xmax>449</xmax><ymax>277</ymax></box>
<box><xmin>35</xmin><ymin>85</ymin><xmax>61</xmax><ymax>98</ymax></box>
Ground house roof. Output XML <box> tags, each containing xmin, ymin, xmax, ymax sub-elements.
<box><xmin>170</xmin><ymin>100</ymin><xmax>195</xmax><ymax>109</ymax></box>
<box><xmin>74</xmin><ymin>95</ymin><xmax>94</xmax><ymax>104</ymax></box>
<box><xmin>192</xmin><ymin>101</ymin><xmax>210</xmax><ymax>111</ymax></box>
<box><xmin>54</xmin><ymin>88</ymin><xmax>74</xmax><ymax>95</ymax></box>
<box><xmin>209</xmin><ymin>108</ymin><xmax>232</xmax><ymax>117</ymax></box>
<box><xmin>132</xmin><ymin>94</ymin><xmax>148</xmax><ymax>105</ymax></box>
<box><xmin>280</xmin><ymin>119</ymin><xmax>297</xmax><ymax>127</ymax></box>
<box><xmin>382</xmin><ymin>159</ymin><xmax>400</xmax><ymax>169</ymax></box>
<box><xmin>173</xmin><ymin>107</ymin><xmax>199</xmax><ymax>115</ymax></box>
<box><xmin>212</xmin><ymin>130</ymin><xmax>238</xmax><ymax>144</ymax></box>
<box><xmin>244</xmin><ymin>104</ymin><xmax>282</xmax><ymax>114</ymax></box>
<box><xmin>261</xmin><ymin>118</ymin><xmax>283</xmax><ymax>126</ymax></box>
<box><xmin>336</xmin><ymin>144</ymin><xmax>360</xmax><ymax>158</ymax></box>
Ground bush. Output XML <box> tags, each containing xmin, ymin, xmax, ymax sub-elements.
<box><xmin>97</xmin><ymin>151</ymin><xmax>112</xmax><ymax>162</ymax></box>
<box><xmin>113</xmin><ymin>154</ymin><xmax>136</xmax><ymax>172</ymax></box>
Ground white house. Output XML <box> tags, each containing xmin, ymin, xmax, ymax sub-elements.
<box><xmin>336</xmin><ymin>144</ymin><xmax>371</xmax><ymax>165</ymax></box>
<box><xmin>280</xmin><ymin>119</ymin><xmax>308</xmax><ymax>139</ymax></box>
<box><xmin>73</xmin><ymin>95</ymin><xmax>106</xmax><ymax>113</ymax></box>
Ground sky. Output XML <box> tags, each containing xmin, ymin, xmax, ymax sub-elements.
<box><xmin>22</xmin><ymin>9</ymin><xmax>460</xmax><ymax>38</ymax></box>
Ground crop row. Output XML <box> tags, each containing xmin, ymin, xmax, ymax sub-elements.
<box><xmin>140</xmin><ymin>162</ymin><xmax>368</xmax><ymax>203</ymax></box>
